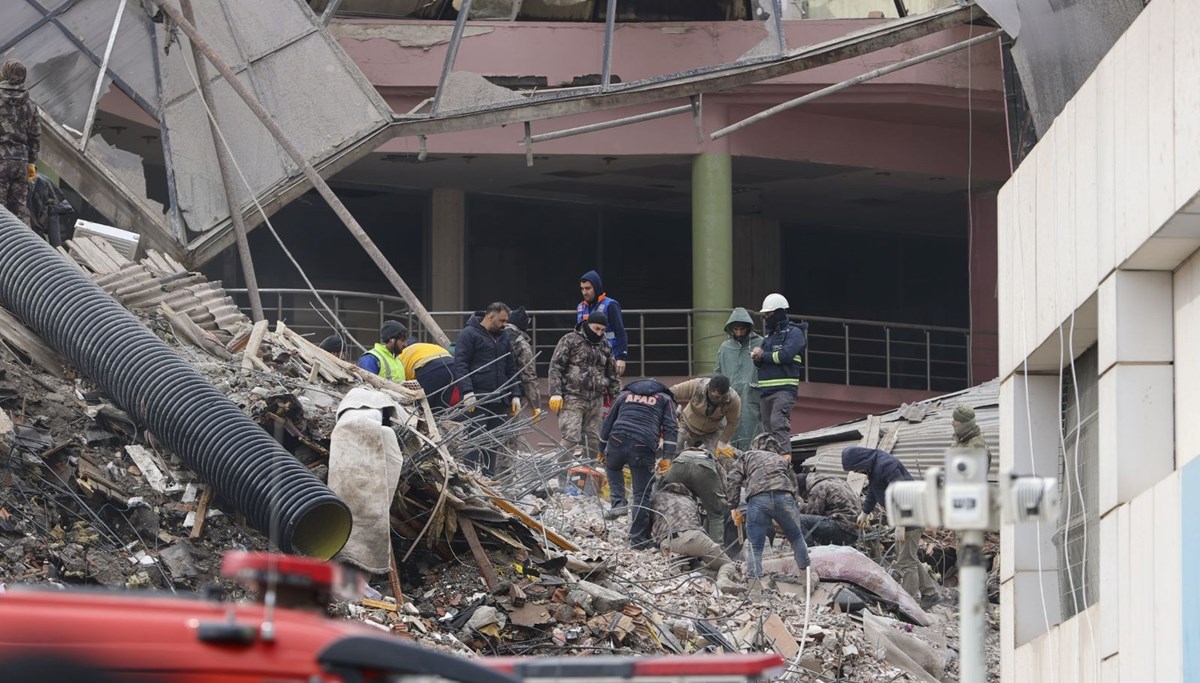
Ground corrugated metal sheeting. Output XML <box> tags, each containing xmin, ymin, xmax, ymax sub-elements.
<box><xmin>793</xmin><ymin>379</ymin><xmax>1000</xmax><ymax>479</ymax></box>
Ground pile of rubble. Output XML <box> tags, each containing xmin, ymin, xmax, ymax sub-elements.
<box><xmin>0</xmin><ymin>237</ymin><xmax>999</xmax><ymax>681</ymax></box>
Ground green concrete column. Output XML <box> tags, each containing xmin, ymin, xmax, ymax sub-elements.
<box><xmin>691</xmin><ymin>153</ymin><xmax>733</xmax><ymax>375</ymax></box>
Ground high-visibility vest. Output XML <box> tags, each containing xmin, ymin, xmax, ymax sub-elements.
<box><xmin>576</xmin><ymin>296</ymin><xmax>617</xmax><ymax>346</ymax></box>
<box><xmin>366</xmin><ymin>343</ymin><xmax>406</xmax><ymax>382</ymax></box>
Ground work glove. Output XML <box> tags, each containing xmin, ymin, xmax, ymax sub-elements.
<box><xmin>597</xmin><ymin>450</ymin><xmax>606</xmax><ymax>466</ymax></box>
<box><xmin>462</xmin><ymin>392</ymin><xmax>477</xmax><ymax>412</ymax></box>
<box><xmin>715</xmin><ymin>442</ymin><xmax>734</xmax><ymax>459</ymax></box>
<box><xmin>895</xmin><ymin>526</ymin><xmax>907</xmax><ymax>543</ymax></box>
<box><xmin>510</xmin><ymin>397</ymin><xmax>522</xmax><ymax>416</ymax></box>
<box><xmin>856</xmin><ymin>511</ymin><xmax>871</xmax><ymax>528</ymax></box>
<box><xmin>655</xmin><ymin>458</ymin><xmax>671</xmax><ymax>476</ymax></box>
<box><xmin>731</xmin><ymin>509</ymin><xmax>745</xmax><ymax>527</ymax></box>
<box><xmin>26</xmin><ymin>164</ymin><xmax>36</xmax><ymax>182</ymax></box>
<box><xmin>549</xmin><ymin>395</ymin><xmax>564</xmax><ymax>414</ymax></box>
<box><xmin>532</xmin><ymin>407</ymin><xmax>543</xmax><ymax>421</ymax></box>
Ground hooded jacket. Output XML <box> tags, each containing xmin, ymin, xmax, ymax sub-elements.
<box><xmin>549</xmin><ymin>328</ymin><xmax>620</xmax><ymax>404</ymax></box>
<box><xmin>952</xmin><ymin>418</ymin><xmax>993</xmax><ymax>472</ymax></box>
<box><xmin>576</xmin><ymin>270</ymin><xmax>628</xmax><ymax>360</ymax></box>
<box><xmin>600</xmin><ymin>378</ymin><xmax>678</xmax><ymax>456</ymax></box>
<box><xmin>454</xmin><ymin>313</ymin><xmax>520</xmax><ymax>400</ymax></box>
<box><xmin>650</xmin><ymin>482</ymin><xmax>704</xmax><ymax>546</ymax></box>
<box><xmin>716</xmin><ymin>308</ymin><xmax>763</xmax><ymax>448</ymax></box>
<box><xmin>755</xmin><ymin>316</ymin><xmax>808</xmax><ymax>397</ymax></box>
<box><xmin>798</xmin><ymin>472</ymin><xmax>860</xmax><ymax>535</ymax></box>
<box><xmin>841</xmin><ymin>446</ymin><xmax>912</xmax><ymax>514</ymax></box>
<box><xmin>724</xmin><ymin>448</ymin><xmax>798</xmax><ymax>508</ymax></box>
<box><xmin>0</xmin><ymin>81</ymin><xmax>38</xmax><ymax>163</ymax></box>
<box><xmin>670</xmin><ymin>377</ymin><xmax>741</xmax><ymax>443</ymax></box>
<box><xmin>504</xmin><ymin>322</ymin><xmax>540</xmax><ymax>408</ymax></box>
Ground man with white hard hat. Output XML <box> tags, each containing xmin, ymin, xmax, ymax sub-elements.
<box><xmin>751</xmin><ymin>293</ymin><xmax>808</xmax><ymax>449</ymax></box>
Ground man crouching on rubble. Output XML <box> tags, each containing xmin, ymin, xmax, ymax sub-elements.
<box><xmin>599</xmin><ymin>379</ymin><xmax>678</xmax><ymax>549</ymax></box>
<box><xmin>650</xmin><ymin>483</ymin><xmax>745</xmax><ymax>594</ymax></box>
<box><xmin>725</xmin><ymin>433</ymin><xmax>811</xmax><ymax>598</ymax></box>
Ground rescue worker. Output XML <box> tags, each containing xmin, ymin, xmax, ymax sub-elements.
<box><xmin>0</xmin><ymin>59</ymin><xmax>38</xmax><ymax>226</ymax></box>
<box><xmin>357</xmin><ymin>320</ymin><xmax>408</xmax><ymax>382</ymax></box>
<box><xmin>503</xmin><ymin>306</ymin><xmax>540</xmax><ymax>416</ymax></box>
<box><xmin>842</xmin><ymin>445</ymin><xmax>942</xmax><ymax>606</ymax></box>
<box><xmin>318</xmin><ymin>334</ymin><xmax>345</xmax><ymax>360</ymax></box>
<box><xmin>753</xmin><ymin>293</ymin><xmax>807</xmax><ymax>448</ymax></box>
<box><xmin>670</xmin><ymin>374</ymin><xmax>740</xmax><ymax>455</ymax></box>
<box><xmin>650</xmin><ymin>482</ymin><xmax>745</xmax><ymax>594</ymax></box>
<box><xmin>548</xmin><ymin>312</ymin><xmax>620</xmax><ymax>464</ymax></box>
<box><xmin>455</xmin><ymin>302</ymin><xmax>522</xmax><ymax>475</ymax></box>
<box><xmin>399</xmin><ymin>341</ymin><xmax>461</xmax><ymax>411</ymax></box>
<box><xmin>577</xmin><ymin>270</ymin><xmax>628</xmax><ymax>375</ymax></box>
<box><xmin>659</xmin><ymin>439</ymin><xmax>728</xmax><ymax>547</ymax></box>
<box><xmin>715</xmin><ymin>307</ymin><xmax>763</xmax><ymax>450</ymax></box>
<box><xmin>796</xmin><ymin>471</ymin><xmax>859</xmax><ymax>546</ymax></box>
<box><xmin>951</xmin><ymin>405</ymin><xmax>993</xmax><ymax>471</ymax></box>
<box><xmin>726</xmin><ymin>433</ymin><xmax>811</xmax><ymax>598</ymax></box>
<box><xmin>600</xmin><ymin>378</ymin><xmax>678</xmax><ymax>549</ymax></box>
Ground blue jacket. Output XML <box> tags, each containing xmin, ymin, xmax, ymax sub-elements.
<box><xmin>453</xmin><ymin>313</ymin><xmax>521</xmax><ymax>400</ymax></box>
<box><xmin>600</xmin><ymin>379</ymin><xmax>678</xmax><ymax>457</ymax></box>
<box><xmin>576</xmin><ymin>270</ymin><xmax>628</xmax><ymax>360</ymax></box>
<box><xmin>841</xmin><ymin>446</ymin><xmax>912</xmax><ymax>514</ymax></box>
<box><xmin>755</xmin><ymin>319</ymin><xmax>808</xmax><ymax>396</ymax></box>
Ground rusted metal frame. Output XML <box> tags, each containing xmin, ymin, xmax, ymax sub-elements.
<box><xmin>22</xmin><ymin>0</ymin><xmax>156</xmax><ymax>115</ymax></box>
<box><xmin>320</xmin><ymin>0</ymin><xmax>345</xmax><ymax>26</ymax></box>
<box><xmin>0</xmin><ymin>0</ymin><xmax>84</xmax><ymax>54</ymax></box>
<box><xmin>80</xmin><ymin>0</ymin><xmax>129</xmax><ymax>152</ymax></box>
<box><xmin>600</xmin><ymin>0</ymin><xmax>617</xmax><ymax>91</ymax></box>
<box><xmin>147</xmin><ymin>15</ymin><xmax>185</xmax><ymax>243</ymax></box>
<box><xmin>429</xmin><ymin>0</ymin><xmax>474</xmax><ymax>116</ymax></box>
<box><xmin>180</xmin><ymin>0</ymin><xmax>265</xmax><ymax>322</ymax></box>
<box><xmin>527</xmin><ymin>103</ymin><xmax>691</xmax><ymax>144</ymax></box>
<box><xmin>712</xmin><ymin>29</ymin><xmax>1002</xmax><ymax>139</ymax></box>
<box><xmin>388</xmin><ymin>3</ymin><xmax>976</xmax><ymax>137</ymax></box>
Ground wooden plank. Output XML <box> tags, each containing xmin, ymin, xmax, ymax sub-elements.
<box><xmin>241</xmin><ymin>320</ymin><xmax>269</xmax><ymax>370</ymax></box>
<box><xmin>458</xmin><ymin>517</ymin><xmax>499</xmax><ymax>591</ymax></box>
<box><xmin>486</xmin><ymin>491</ymin><xmax>580</xmax><ymax>552</ymax></box>
<box><xmin>363</xmin><ymin>597</ymin><xmax>398</xmax><ymax>612</ymax></box>
<box><xmin>878</xmin><ymin>423</ymin><xmax>900</xmax><ymax>453</ymax></box>
<box><xmin>190</xmin><ymin>487</ymin><xmax>213</xmax><ymax>539</ymax></box>
<box><xmin>125</xmin><ymin>445</ymin><xmax>178</xmax><ymax>494</ymax></box>
<box><xmin>860</xmin><ymin>415</ymin><xmax>881</xmax><ymax>449</ymax></box>
<box><xmin>0</xmin><ymin>306</ymin><xmax>66</xmax><ymax>375</ymax></box>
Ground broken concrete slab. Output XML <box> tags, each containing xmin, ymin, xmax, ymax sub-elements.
<box><xmin>574</xmin><ymin>580</ymin><xmax>629</xmax><ymax>613</ymax></box>
<box><xmin>862</xmin><ymin>611</ymin><xmax>947</xmax><ymax>682</ymax></box>
<box><xmin>159</xmin><ymin>542</ymin><xmax>198</xmax><ymax>582</ymax></box>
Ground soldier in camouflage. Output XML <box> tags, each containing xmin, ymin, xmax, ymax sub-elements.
<box><xmin>650</xmin><ymin>482</ymin><xmax>744</xmax><ymax>593</ymax></box>
<box><xmin>548</xmin><ymin>311</ymin><xmax>621</xmax><ymax>463</ymax></box>
<box><xmin>0</xmin><ymin>59</ymin><xmax>39</xmax><ymax>226</ymax></box>
<box><xmin>796</xmin><ymin>472</ymin><xmax>859</xmax><ymax>546</ymax></box>
<box><xmin>504</xmin><ymin>307</ymin><xmax>541</xmax><ymax>415</ymax></box>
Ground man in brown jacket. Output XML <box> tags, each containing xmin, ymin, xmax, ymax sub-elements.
<box><xmin>670</xmin><ymin>375</ymin><xmax>741</xmax><ymax>456</ymax></box>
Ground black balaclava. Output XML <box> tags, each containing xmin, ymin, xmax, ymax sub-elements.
<box><xmin>767</xmin><ymin>309</ymin><xmax>788</xmax><ymax>327</ymax></box>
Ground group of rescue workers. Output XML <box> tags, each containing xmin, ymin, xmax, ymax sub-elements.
<box><xmin>338</xmin><ymin>270</ymin><xmax>991</xmax><ymax>605</ymax></box>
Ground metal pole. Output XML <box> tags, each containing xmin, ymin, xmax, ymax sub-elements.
<box><xmin>639</xmin><ymin>312</ymin><xmax>646</xmax><ymax>377</ymax></box>
<box><xmin>179</xmin><ymin>0</ymin><xmax>264</xmax><ymax>323</ymax></box>
<box><xmin>150</xmin><ymin>0</ymin><xmax>453</xmax><ymax>349</ymax></box>
<box><xmin>885</xmin><ymin>327</ymin><xmax>891</xmax><ymax>389</ymax></box>
<box><xmin>600</xmin><ymin>0</ymin><xmax>617</xmax><ymax>91</ymax></box>
<box><xmin>770</xmin><ymin>0</ymin><xmax>786</xmax><ymax>55</ymax></box>
<box><xmin>430</xmin><ymin>0</ymin><xmax>474</xmax><ymax>116</ymax></box>
<box><xmin>686</xmin><ymin>312</ymin><xmax>693</xmax><ymax>376</ymax></box>
<box><xmin>528</xmin><ymin>104</ymin><xmax>691</xmax><ymax>143</ymax></box>
<box><xmin>711</xmin><ymin>29</ymin><xmax>1003</xmax><ymax>140</ymax></box>
<box><xmin>959</xmin><ymin>529</ymin><xmax>987</xmax><ymax>683</ymax></box>
<box><xmin>925</xmin><ymin>330</ymin><xmax>932</xmax><ymax>390</ymax></box>
<box><xmin>147</xmin><ymin>14</ymin><xmax>185</xmax><ymax>243</ymax></box>
<box><xmin>965</xmin><ymin>331</ymin><xmax>973</xmax><ymax>387</ymax></box>
<box><xmin>843</xmin><ymin>323</ymin><xmax>850</xmax><ymax>385</ymax></box>
<box><xmin>79</xmin><ymin>0</ymin><xmax>127</xmax><ymax>152</ymax></box>
<box><xmin>319</xmin><ymin>0</ymin><xmax>345</xmax><ymax>26</ymax></box>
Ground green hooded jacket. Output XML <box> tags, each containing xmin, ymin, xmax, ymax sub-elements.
<box><xmin>715</xmin><ymin>308</ymin><xmax>763</xmax><ymax>450</ymax></box>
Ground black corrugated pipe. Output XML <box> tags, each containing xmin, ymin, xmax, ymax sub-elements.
<box><xmin>0</xmin><ymin>207</ymin><xmax>352</xmax><ymax>559</ymax></box>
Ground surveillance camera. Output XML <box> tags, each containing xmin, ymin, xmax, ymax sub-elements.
<box><xmin>1008</xmin><ymin>476</ymin><xmax>1059</xmax><ymax>524</ymax></box>
<box><xmin>885</xmin><ymin>467</ymin><xmax>942</xmax><ymax>529</ymax></box>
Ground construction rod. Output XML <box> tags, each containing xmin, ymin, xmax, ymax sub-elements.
<box><xmin>528</xmin><ymin>104</ymin><xmax>691</xmax><ymax>143</ymax></box>
<box><xmin>149</xmin><ymin>0</ymin><xmax>452</xmax><ymax>348</ymax></box>
<box><xmin>79</xmin><ymin>0</ymin><xmax>128</xmax><ymax>152</ymax></box>
<box><xmin>710</xmin><ymin>29</ymin><xmax>1002</xmax><ymax>140</ymax></box>
<box><xmin>179</xmin><ymin>0</ymin><xmax>264</xmax><ymax>323</ymax></box>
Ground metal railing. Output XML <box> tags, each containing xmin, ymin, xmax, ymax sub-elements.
<box><xmin>227</xmin><ymin>289</ymin><xmax>972</xmax><ymax>391</ymax></box>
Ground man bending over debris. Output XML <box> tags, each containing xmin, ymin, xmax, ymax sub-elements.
<box><xmin>650</xmin><ymin>482</ymin><xmax>745</xmax><ymax>594</ymax></box>
<box><xmin>842</xmin><ymin>446</ymin><xmax>943</xmax><ymax>607</ymax></box>
<box><xmin>796</xmin><ymin>471</ymin><xmax>859</xmax><ymax>546</ymax></box>
<box><xmin>726</xmin><ymin>433</ymin><xmax>810</xmax><ymax>598</ymax></box>
<box><xmin>549</xmin><ymin>312</ymin><xmax>621</xmax><ymax>464</ymax></box>
<box><xmin>669</xmin><ymin>374</ymin><xmax>741</xmax><ymax>455</ymax></box>
<box><xmin>659</xmin><ymin>439</ymin><xmax>728</xmax><ymax>547</ymax></box>
<box><xmin>358</xmin><ymin>320</ymin><xmax>408</xmax><ymax>382</ymax></box>
<box><xmin>400</xmin><ymin>341</ymin><xmax>461</xmax><ymax>411</ymax></box>
<box><xmin>600</xmin><ymin>379</ymin><xmax>678</xmax><ymax>549</ymax></box>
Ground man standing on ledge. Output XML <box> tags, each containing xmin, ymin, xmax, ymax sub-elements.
<box><xmin>577</xmin><ymin>270</ymin><xmax>628</xmax><ymax>376</ymax></box>
<box><xmin>358</xmin><ymin>320</ymin><xmax>408</xmax><ymax>382</ymax></box>
<box><xmin>753</xmin><ymin>293</ymin><xmax>807</xmax><ymax>449</ymax></box>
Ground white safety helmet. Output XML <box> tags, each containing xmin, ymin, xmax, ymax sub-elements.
<box><xmin>759</xmin><ymin>293</ymin><xmax>789</xmax><ymax>313</ymax></box>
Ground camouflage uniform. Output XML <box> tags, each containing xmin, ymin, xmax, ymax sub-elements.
<box><xmin>650</xmin><ymin>483</ymin><xmax>729</xmax><ymax>570</ymax></box>
<box><xmin>0</xmin><ymin>61</ymin><xmax>38</xmax><ymax>227</ymax></box>
<box><xmin>504</xmin><ymin>322</ymin><xmax>540</xmax><ymax>409</ymax></box>
<box><xmin>661</xmin><ymin>447</ymin><xmax>728</xmax><ymax>546</ymax></box>
<box><xmin>549</xmin><ymin>329</ymin><xmax>620</xmax><ymax>462</ymax></box>
<box><xmin>797</xmin><ymin>472</ymin><xmax>859</xmax><ymax>545</ymax></box>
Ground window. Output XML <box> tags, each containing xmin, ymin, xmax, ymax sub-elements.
<box><xmin>1055</xmin><ymin>344</ymin><xmax>1099</xmax><ymax>620</ymax></box>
